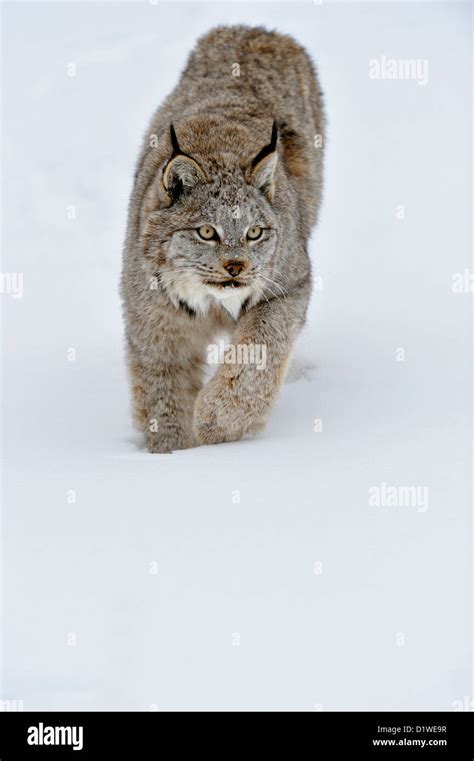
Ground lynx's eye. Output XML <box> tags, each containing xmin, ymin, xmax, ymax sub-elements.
<box><xmin>247</xmin><ymin>225</ymin><xmax>262</xmax><ymax>241</ymax></box>
<box><xmin>197</xmin><ymin>225</ymin><xmax>218</xmax><ymax>241</ymax></box>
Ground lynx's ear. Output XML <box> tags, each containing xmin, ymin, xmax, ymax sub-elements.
<box><xmin>162</xmin><ymin>124</ymin><xmax>205</xmax><ymax>199</ymax></box>
<box><xmin>249</xmin><ymin>121</ymin><xmax>278</xmax><ymax>201</ymax></box>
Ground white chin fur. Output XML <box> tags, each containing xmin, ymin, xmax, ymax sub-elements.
<box><xmin>211</xmin><ymin>286</ymin><xmax>250</xmax><ymax>319</ymax></box>
<box><xmin>172</xmin><ymin>276</ymin><xmax>250</xmax><ymax>319</ymax></box>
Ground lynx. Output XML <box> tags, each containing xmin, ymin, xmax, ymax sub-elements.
<box><xmin>121</xmin><ymin>25</ymin><xmax>325</xmax><ymax>452</ymax></box>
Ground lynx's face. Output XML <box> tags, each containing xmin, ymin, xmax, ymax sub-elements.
<box><xmin>150</xmin><ymin>123</ymin><xmax>280</xmax><ymax>318</ymax></box>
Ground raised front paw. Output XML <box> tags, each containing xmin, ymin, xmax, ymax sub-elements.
<box><xmin>193</xmin><ymin>378</ymin><xmax>253</xmax><ymax>446</ymax></box>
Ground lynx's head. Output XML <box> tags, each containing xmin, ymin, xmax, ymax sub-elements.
<box><xmin>146</xmin><ymin>122</ymin><xmax>280</xmax><ymax>318</ymax></box>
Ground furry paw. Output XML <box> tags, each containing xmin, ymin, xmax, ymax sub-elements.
<box><xmin>193</xmin><ymin>379</ymin><xmax>250</xmax><ymax>446</ymax></box>
<box><xmin>145</xmin><ymin>428</ymin><xmax>195</xmax><ymax>454</ymax></box>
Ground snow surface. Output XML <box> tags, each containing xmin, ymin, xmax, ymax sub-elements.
<box><xmin>2</xmin><ymin>0</ymin><xmax>472</xmax><ymax>710</ymax></box>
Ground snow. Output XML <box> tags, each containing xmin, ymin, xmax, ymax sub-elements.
<box><xmin>2</xmin><ymin>0</ymin><xmax>472</xmax><ymax>710</ymax></box>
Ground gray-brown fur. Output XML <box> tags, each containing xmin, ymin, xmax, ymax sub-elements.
<box><xmin>121</xmin><ymin>25</ymin><xmax>325</xmax><ymax>452</ymax></box>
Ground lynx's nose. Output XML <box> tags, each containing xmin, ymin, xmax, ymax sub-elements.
<box><xmin>223</xmin><ymin>260</ymin><xmax>247</xmax><ymax>278</ymax></box>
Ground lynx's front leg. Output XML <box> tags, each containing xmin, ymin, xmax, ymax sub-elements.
<box><xmin>127</xmin><ymin>341</ymin><xmax>203</xmax><ymax>453</ymax></box>
<box><xmin>194</xmin><ymin>287</ymin><xmax>310</xmax><ymax>445</ymax></box>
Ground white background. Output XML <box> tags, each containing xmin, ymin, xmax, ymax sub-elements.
<box><xmin>2</xmin><ymin>0</ymin><xmax>472</xmax><ymax>710</ymax></box>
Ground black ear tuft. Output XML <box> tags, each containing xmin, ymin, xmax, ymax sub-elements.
<box><xmin>269</xmin><ymin>120</ymin><xmax>278</xmax><ymax>151</ymax></box>
<box><xmin>249</xmin><ymin>121</ymin><xmax>279</xmax><ymax>201</ymax></box>
<box><xmin>169</xmin><ymin>124</ymin><xmax>181</xmax><ymax>157</ymax></box>
<box><xmin>251</xmin><ymin>121</ymin><xmax>278</xmax><ymax>168</ymax></box>
<box><xmin>162</xmin><ymin>125</ymin><xmax>206</xmax><ymax>199</ymax></box>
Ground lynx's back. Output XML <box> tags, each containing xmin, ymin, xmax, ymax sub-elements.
<box><xmin>173</xmin><ymin>26</ymin><xmax>323</xmax><ymax>139</ymax></box>
<box><xmin>127</xmin><ymin>26</ymin><xmax>325</xmax><ymax>249</ymax></box>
